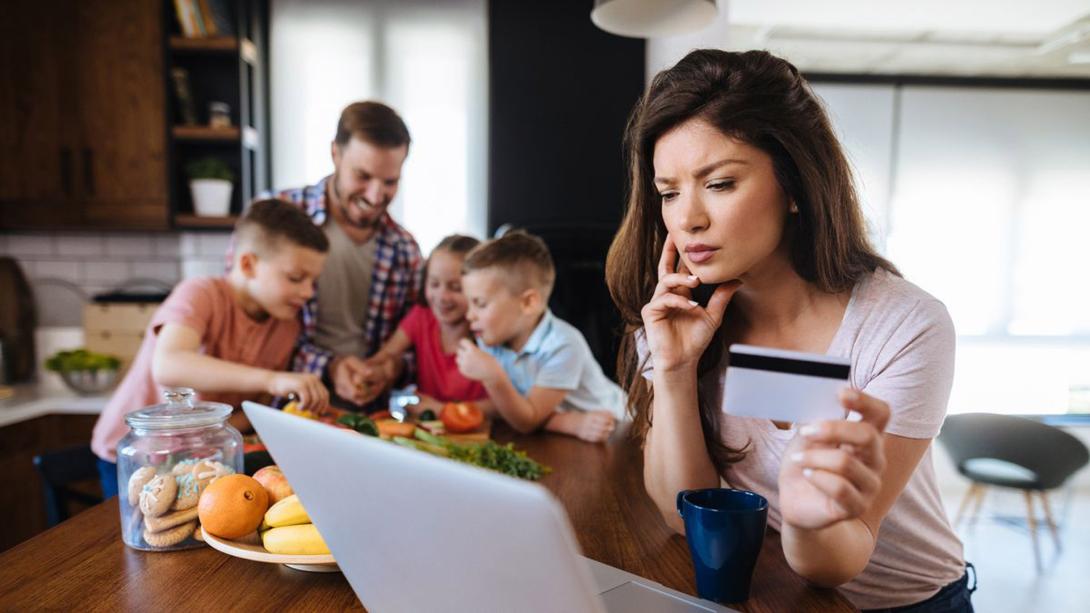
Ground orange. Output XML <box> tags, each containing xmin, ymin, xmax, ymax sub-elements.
<box><xmin>198</xmin><ymin>474</ymin><xmax>269</xmax><ymax>540</ymax></box>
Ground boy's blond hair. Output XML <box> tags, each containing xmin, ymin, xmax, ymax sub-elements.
<box><xmin>463</xmin><ymin>231</ymin><xmax>555</xmax><ymax>299</ymax></box>
<box><xmin>235</xmin><ymin>198</ymin><xmax>330</xmax><ymax>257</ymax></box>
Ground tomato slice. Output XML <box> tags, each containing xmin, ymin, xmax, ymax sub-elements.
<box><xmin>440</xmin><ymin>402</ymin><xmax>484</xmax><ymax>433</ymax></box>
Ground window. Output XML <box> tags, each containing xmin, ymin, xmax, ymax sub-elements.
<box><xmin>269</xmin><ymin>0</ymin><xmax>488</xmax><ymax>253</ymax></box>
<box><xmin>815</xmin><ymin>83</ymin><xmax>1090</xmax><ymax>415</ymax></box>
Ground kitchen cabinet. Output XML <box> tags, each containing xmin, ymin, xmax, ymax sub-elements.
<box><xmin>0</xmin><ymin>413</ymin><xmax>100</xmax><ymax>552</ymax></box>
<box><xmin>0</xmin><ymin>0</ymin><xmax>167</xmax><ymax>230</ymax></box>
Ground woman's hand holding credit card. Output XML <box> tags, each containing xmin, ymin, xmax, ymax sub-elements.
<box><xmin>722</xmin><ymin>344</ymin><xmax>894</xmax><ymax>530</ymax></box>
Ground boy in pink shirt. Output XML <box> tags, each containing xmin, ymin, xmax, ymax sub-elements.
<box><xmin>92</xmin><ymin>199</ymin><xmax>331</xmax><ymax>497</ymax></box>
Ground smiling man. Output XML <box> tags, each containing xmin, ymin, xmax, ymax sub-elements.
<box><xmin>276</xmin><ymin>101</ymin><xmax>423</xmax><ymax>410</ymax></box>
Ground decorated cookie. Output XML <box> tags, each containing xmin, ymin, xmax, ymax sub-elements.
<box><xmin>190</xmin><ymin>460</ymin><xmax>233</xmax><ymax>485</ymax></box>
<box><xmin>139</xmin><ymin>474</ymin><xmax>178</xmax><ymax>518</ymax></box>
<box><xmin>127</xmin><ymin>466</ymin><xmax>157</xmax><ymax>507</ymax></box>
<box><xmin>144</xmin><ymin>506</ymin><xmax>199</xmax><ymax>533</ymax></box>
<box><xmin>170</xmin><ymin>458</ymin><xmax>201</xmax><ymax>476</ymax></box>
<box><xmin>172</xmin><ymin>472</ymin><xmax>202</xmax><ymax>511</ymax></box>
<box><xmin>143</xmin><ymin>520</ymin><xmax>197</xmax><ymax>548</ymax></box>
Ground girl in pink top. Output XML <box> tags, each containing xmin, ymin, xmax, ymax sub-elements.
<box><xmin>369</xmin><ymin>235</ymin><xmax>488</xmax><ymax>414</ymax></box>
<box><xmin>606</xmin><ymin>50</ymin><xmax>971</xmax><ymax>611</ymax></box>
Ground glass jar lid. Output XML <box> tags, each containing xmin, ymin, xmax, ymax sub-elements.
<box><xmin>124</xmin><ymin>387</ymin><xmax>233</xmax><ymax>431</ymax></box>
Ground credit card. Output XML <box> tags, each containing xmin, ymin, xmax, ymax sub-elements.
<box><xmin>722</xmin><ymin>344</ymin><xmax>850</xmax><ymax>423</ymax></box>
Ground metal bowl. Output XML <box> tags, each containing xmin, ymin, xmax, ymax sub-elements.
<box><xmin>59</xmin><ymin>369</ymin><xmax>119</xmax><ymax>395</ymax></box>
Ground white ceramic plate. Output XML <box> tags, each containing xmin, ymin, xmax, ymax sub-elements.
<box><xmin>201</xmin><ymin>527</ymin><xmax>339</xmax><ymax>573</ymax></box>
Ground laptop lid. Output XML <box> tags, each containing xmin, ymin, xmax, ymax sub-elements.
<box><xmin>243</xmin><ymin>401</ymin><xmax>606</xmax><ymax>613</ymax></box>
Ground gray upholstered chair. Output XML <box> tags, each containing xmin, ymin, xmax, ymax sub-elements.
<box><xmin>938</xmin><ymin>413</ymin><xmax>1089</xmax><ymax>568</ymax></box>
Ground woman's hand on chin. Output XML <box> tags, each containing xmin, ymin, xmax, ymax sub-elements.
<box><xmin>642</xmin><ymin>233</ymin><xmax>742</xmax><ymax>373</ymax></box>
<box><xmin>778</xmin><ymin>389</ymin><xmax>890</xmax><ymax>531</ymax></box>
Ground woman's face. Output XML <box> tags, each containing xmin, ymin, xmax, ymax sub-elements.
<box><xmin>652</xmin><ymin>118</ymin><xmax>791</xmax><ymax>284</ymax></box>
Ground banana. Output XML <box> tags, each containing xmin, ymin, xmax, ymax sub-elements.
<box><xmin>261</xmin><ymin>523</ymin><xmax>330</xmax><ymax>555</ymax></box>
<box><xmin>264</xmin><ymin>494</ymin><xmax>311</xmax><ymax>527</ymax></box>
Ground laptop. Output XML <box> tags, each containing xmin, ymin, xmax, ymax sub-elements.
<box><xmin>242</xmin><ymin>401</ymin><xmax>736</xmax><ymax>613</ymax></box>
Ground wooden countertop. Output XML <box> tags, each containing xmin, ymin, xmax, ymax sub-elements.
<box><xmin>0</xmin><ymin>424</ymin><xmax>854</xmax><ymax>612</ymax></box>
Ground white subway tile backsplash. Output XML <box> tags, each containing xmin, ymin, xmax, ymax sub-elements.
<box><xmin>33</xmin><ymin>260</ymin><xmax>81</xmax><ymax>282</ymax></box>
<box><xmin>105</xmin><ymin>234</ymin><xmax>154</xmax><ymax>257</ymax></box>
<box><xmin>197</xmin><ymin>234</ymin><xmax>232</xmax><ymax>257</ymax></box>
<box><xmin>179</xmin><ymin>233</ymin><xmax>201</xmax><ymax>257</ymax></box>
<box><xmin>7</xmin><ymin>234</ymin><xmax>54</xmax><ymax>256</ymax></box>
<box><xmin>81</xmin><ymin>261</ymin><xmax>131</xmax><ymax>284</ymax></box>
<box><xmin>154</xmin><ymin>234</ymin><xmax>180</xmax><ymax>258</ymax></box>
<box><xmin>182</xmin><ymin>258</ymin><xmax>224</xmax><ymax>279</ymax></box>
<box><xmin>131</xmin><ymin>260</ymin><xmax>180</xmax><ymax>284</ymax></box>
<box><xmin>54</xmin><ymin>233</ymin><xmax>104</xmax><ymax>257</ymax></box>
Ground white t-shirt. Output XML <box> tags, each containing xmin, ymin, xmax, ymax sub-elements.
<box><xmin>639</xmin><ymin>269</ymin><xmax>965</xmax><ymax>609</ymax></box>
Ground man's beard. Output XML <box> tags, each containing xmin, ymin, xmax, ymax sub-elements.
<box><xmin>332</xmin><ymin>176</ymin><xmax>388</xmax><ymax>230</ymax></box>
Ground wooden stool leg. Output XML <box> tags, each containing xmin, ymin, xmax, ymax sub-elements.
<box><xmin>1024</xmin><ymin>490</ymin><xmax>1041</xmax><ymax>570</ymax></box>
<box><xmin>1039</xmin><ymin>490</ymin><xmax>1061</xmax><ymax>551</ymax></box>
<box><xmin>968</xmin><ymin>485</ymin><xmax>987</xmax><ymax>525</ymax></box>
<box><xmin>954</xmin><ymin>483</ymin><xmax>981</xmax><ymax>527</ymax></box>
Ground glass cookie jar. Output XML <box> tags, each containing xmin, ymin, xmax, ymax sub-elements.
<box><xmin>116</xmin><ymin>388</ymin><xmax>243</xmax><ymax>551</ymax></box>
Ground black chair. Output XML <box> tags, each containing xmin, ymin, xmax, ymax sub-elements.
<box><xmin>32</xmin><ymin>445</ymin><xmax>104</xmax><ymax>527</ymax></box>
<box><xmin>938</xmin><ymin>413</ymin><xmax>1089</xmax><ymax>567</ymax></box>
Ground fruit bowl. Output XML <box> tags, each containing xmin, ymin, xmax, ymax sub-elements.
<box><xmin>59</xmin><ymin>368</ymin><xmax>119</xmax><ymax>395</ymax></box>
<box><xmin>201</xmin><ymin>528</ymin><xmax>338</xmax><ymax>573</ymax></box>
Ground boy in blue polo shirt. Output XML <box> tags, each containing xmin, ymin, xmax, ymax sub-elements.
<box><xmin>455</xmin><ymin>231</ymin><xmax>625</xmax><ymax>442</ymax></box>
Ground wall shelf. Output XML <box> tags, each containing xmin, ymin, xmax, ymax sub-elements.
<box><xmin>169</xmin><ymin>36</ymin><xmax>239</xmax><ymax>53</ymax></box>
<box><xmin>172</xmin><ymin>125</ymin><xmax>241</xmax><ymax>141</ymax></box>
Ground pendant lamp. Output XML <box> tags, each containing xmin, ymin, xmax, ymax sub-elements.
<box><xmin>590</xmin><ymin>0</ymin><xmax>717</xmax><ymax>39</ymax></box>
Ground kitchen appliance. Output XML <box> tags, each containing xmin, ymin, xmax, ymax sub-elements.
<box><xmin>0</xmin><ymin>257</ymin><xmax>37</xmax><ymax>383</ymax></box>
<box><xmin>83</xmin><ymin>283</ymin><xmax>170</xmax><ymax>373</ymax></box>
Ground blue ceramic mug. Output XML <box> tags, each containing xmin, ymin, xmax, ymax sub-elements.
<box><xmin>676</xmin><ymin>488</ymin><xmax>769</xmax><ymax>604</ymax></box>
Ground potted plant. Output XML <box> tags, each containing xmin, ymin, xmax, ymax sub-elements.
<box><xmin>186</xmin><ymin>157</ymin><xmax>235</xmax><ymax>217</ymax></box>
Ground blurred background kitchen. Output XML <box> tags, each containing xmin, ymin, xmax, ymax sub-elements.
<box><xmin>1</xmin><ymin>1</ymin><xmax>1088</xmax><ymax>609</ymax></box>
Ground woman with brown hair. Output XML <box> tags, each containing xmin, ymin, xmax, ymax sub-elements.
<box><xmin>606</xmin><ymin>50</ymin><xmax>973</xmax><ymax>611</ymax></box>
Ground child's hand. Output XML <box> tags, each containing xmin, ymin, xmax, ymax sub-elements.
<box><xmin>408</xmin><ymin>393</ymin><xmax>444</xmax><ymax>417</ymax></box>
<box><xmin>545</xmin><ymin>410</ymin><xmax>617</xmax><ymax>443</ymax></box>
<box><xmin>455</xmin><ymin>339</ymin><xmax>502</xmax><ymax>383</ymax></box>
<box><xmin>268</xmin><ymin>372</ymin><xmax>329</xmax><ymax>412</ymax></box>
<box><xmin>329</xmin><ymin>355</ymin><xmax>371</xmax><ymax>405</ymax></box>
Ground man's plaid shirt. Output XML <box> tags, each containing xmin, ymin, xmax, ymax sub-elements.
<box><xmin>276</xmin><ymin>176</ymin><xmax>423</xmax><ymax>376</ymax></box>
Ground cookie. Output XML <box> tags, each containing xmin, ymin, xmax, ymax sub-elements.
<box><xmin>144</xmin><ymin>506</ymin><xmax>199</xmax><ymax>533</ymax></box>
<box><xmin>172</xmin><ymin>472</ymin><xmax>202</xmax><ymax>511</ymax></box>
<box><xmin>139</xmin><ymin>474</ymin><xmax>177</xmax><ymax>518</ymax></box>
<box><xmin>127</xmin><ymin>466</ymin><xmax>157</xmax><ymax>507</ymax></box>
<box><xmin>170</xmin><ymin>458</ymin><xmax>201</xmax><ymax>476</ymax></box>
<box><xmin>193</xmin><ymin>524</ymin><xmax>205</xmax><ymax>542</ymax></box>
<box><xmin>191</xmin><ymin>460</ymin><xmax>233</xmax><ymax>484</ymax></box>
<box><xmin>143</xmin><ymin>520</ymin><xmax>196</xmax><ymax>548</ymax></box>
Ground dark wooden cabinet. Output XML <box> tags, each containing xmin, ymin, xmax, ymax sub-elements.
<box><xmin>0</xmin><ymin>414</ymin><xmax>100</xmax><ymax>553</ymax></box>
<box><xmin>0</xmin><ymin>0</ymin><xmax>168</xmax><ymax>230</ymax></box>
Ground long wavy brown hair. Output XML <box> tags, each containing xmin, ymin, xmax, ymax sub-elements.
<box><xmin>605</xmin><ymin>49</ymin><xmax>898</xmax><ymax>472</ymax></box>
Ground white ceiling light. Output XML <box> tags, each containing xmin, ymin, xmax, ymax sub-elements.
<box><xmin>591</xmin><ymin>0</ymin><xmax>718</xmax><ymax>39</ymax></box>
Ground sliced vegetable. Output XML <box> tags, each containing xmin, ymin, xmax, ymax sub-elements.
<box><xmin>411</xmin><ymin>428</ymin><xmax>548</xmax><ymax>481</ymax></box>
<box><xmin>376</xmin><ymin>419</ymin><xmax>416</xmax><ymax>439</ymax></box>
<box><xmin>337</xmin><ymin>413</ymin><xmax>378</xmax><ymax>436</ymax></box>
<box><xmin>440</xmin><ymin>402</ymin><xmax>484</xmax><ymax>433</ymax></box>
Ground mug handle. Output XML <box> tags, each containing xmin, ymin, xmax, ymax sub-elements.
<box><xmin>676</xmin><ymin>490</ymin><xmax>692</xmax><ymax>516</ymax></box>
